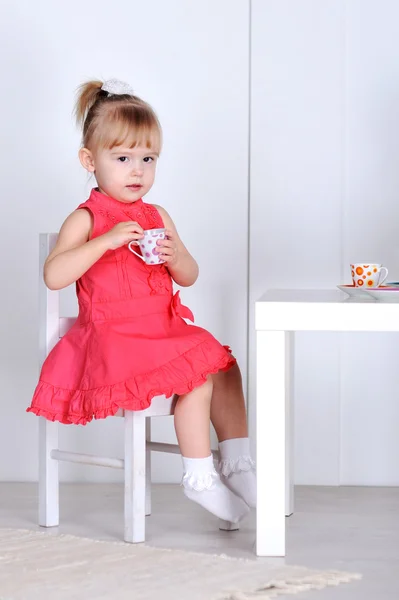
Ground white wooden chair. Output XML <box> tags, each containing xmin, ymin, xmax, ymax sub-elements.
<box><xmin>38</xmin><ymin>233</ymin><xmax>232</xmax><ymax>543</ymax></box>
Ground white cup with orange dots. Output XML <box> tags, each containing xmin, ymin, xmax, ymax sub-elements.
<box><xmin>351</xmin><ymin>263</ymin><xmax>388</xmax><ymax>288</ymax></box>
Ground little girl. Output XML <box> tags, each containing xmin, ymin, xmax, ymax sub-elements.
<box><xmin>28</xmin><ymin>78</ymin><xmax>256</xmax><ymax>524</ymax></box>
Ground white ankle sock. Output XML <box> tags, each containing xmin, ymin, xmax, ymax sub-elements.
<box><xmin>181</xmin><ymin>455</ymin><xmax>249</xmax><ymax>523</ymax></box>
<box><xmin>218</xmin><ymin>438</ymin><xmax>256</xmax><ymax>508</ymax></box>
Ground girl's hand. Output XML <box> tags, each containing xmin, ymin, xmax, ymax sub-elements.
<box><xmin>102</xmin><ymin>221</ymin><xmax>144</xmax><ymax>250</ymax></box>
<box><xmin>156</xmin><ymin>229</ymin><xmax>179</xmax><ymax>265</ymax></box>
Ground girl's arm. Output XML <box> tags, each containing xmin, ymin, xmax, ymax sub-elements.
<box><xmin>44</xmin><ymin>209</ymin><xmax>144</xmax><ymax>290</ymax></box>
<box><xmin>154</xmin><ymin>205</ymin><xmax>199</xmax><ymax>287</ymax></box>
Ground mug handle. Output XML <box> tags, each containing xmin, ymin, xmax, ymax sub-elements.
<box><xmin>128</xmin><ymin>241</ymin><xmax>145</xmax><ymax>261</ymax></box>
<box><xmin>379</xmin><ymin>266</ymin><xmax>388</xmax><ymax>286</ymax></box>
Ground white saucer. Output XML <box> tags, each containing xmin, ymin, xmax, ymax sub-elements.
<box><xmin>337</xmin><ymin>285</ymin><xmax>371</xmax><ymax>298</ymax></box>
<box><xmin>365</xmin><ymin>288</ymin><xmax>399</xmax><ymax>302</ymax></box>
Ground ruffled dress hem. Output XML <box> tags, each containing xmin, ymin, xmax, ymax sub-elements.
<box><xmin>27</xmin><ymin>343</ymin><xmax>235</xmax><ymax>426</ymax></box>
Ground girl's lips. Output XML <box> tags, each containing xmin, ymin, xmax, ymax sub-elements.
<box><xmin>128</xmin><ymin>184</ymin><xmax>142</xmax><ymax>189</ymax></box>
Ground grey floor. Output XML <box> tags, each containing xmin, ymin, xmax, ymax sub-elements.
<box><xmin>1</xmin><ymin>483</ymin><xmax>398</xmax><ymax>599</ymax></box>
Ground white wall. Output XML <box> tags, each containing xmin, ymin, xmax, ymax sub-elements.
<box><xmin>0</xmin><ymin>0</ymin><xmax>249</xmax><ymax>483</ymax></box>
<box><xmin>341</xmin><ymin>0</ymin><xmax>399</xmax><ymax>485</ymax></box>
<box><xmin>250</xmin><ymin>0</ymin><xmax>399</xmax><ymax>485</ymax></box>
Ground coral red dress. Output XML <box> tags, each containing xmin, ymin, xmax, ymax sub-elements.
<box><xmin>27</xmin><ymin>189</ymin><xmax>235</xmax><ymax>425</ymax></box>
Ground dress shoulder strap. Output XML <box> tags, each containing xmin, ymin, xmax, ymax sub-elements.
<box><xmin>76</xmin><ymin>197</ymin><xmax>111</xmax><ymax>239</ymax></box>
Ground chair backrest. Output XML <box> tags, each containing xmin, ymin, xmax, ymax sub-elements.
<box><xmin>39</xmin><ymin>234</ymin><xmax>76</xmax><ymax>367</ymax></box>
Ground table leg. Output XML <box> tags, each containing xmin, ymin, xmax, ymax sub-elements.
<box><xmin>286</xmin><ymin>331</ymin><xmax>294</xmax><ymax>517</ymax></box>
<box><xmin>256</xmin><ymin>330</ymin><xmax>286</xmax><ymax>556</ymax></box>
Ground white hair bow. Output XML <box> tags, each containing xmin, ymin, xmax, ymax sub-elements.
<box><xmin>101</xmin><ymin>79</ymin><xmax>134</xmax><ymax>96</ymax></box>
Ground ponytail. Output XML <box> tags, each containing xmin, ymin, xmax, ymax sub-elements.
<box><xmin>74</xmin><ymin>80</ymin><xmax>105</xmax><ymax>127</ymax></box>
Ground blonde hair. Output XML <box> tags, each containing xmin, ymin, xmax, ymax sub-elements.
<box><xmin>74</xmin><ymin>80</ymin><xmax>162</xmax><ymax>153</ymax></box>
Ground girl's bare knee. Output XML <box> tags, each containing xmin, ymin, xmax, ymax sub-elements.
<box><xmin>203</xmin><ymin>374</ymin><xmax>214</xmax><ymax>393</ymax></box>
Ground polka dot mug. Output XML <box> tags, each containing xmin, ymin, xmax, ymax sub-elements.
<box><xmin>128</xmin><ymin>228</ymin><xmax>166</xmax><ymax>265</ymax></box>
<box><xmin>351</xmin><ymin>263</ymin><xmax>388</xmax><ymax>288</ymax></box>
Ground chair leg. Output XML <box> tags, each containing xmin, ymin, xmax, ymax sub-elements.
<box><xmin>124</xmin><ymin>410</ymin><xmax>146</xmax><ymax>543</ymax></box>
<box><xmin>38</xmin><ymin>417</ymin><xmax>59</xmax><ymax>527</ymax></box>
<box><xmin>145</xmin><ymin>418</ymin><xmax>152</xmax><ymax>517</ymax></box>
<box><xmin>219</xmin><ymin>519</ymin><xmax>239</xmax><ymax>532</ymax></box>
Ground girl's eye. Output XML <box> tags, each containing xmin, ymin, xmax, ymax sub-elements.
<box><xmin>143</xmin><ymin>156</ymin><xmax>154</xmax><ymax>163</ymax></box>
<box><xmin>118</xmin><ymin>156</ymin><xmax>129</xmax><ymax>163</ymax></box>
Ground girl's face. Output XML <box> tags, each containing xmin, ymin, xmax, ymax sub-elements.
<box><xmin>80</xmin><ymin>145</ymin><xmax>159</xmax><ymax>203</ymax></box>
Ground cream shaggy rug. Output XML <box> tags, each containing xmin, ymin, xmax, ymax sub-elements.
<box><xmin>0</xmin><ymin>529</ymin><xmax>361</xmax><ymax>600</ymax></box>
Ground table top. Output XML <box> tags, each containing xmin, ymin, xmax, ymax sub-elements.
<box><xmin>257</xmin><ymin>289</ymin><xmax>369</xmax><ymax>304</ymax></box>
<box><xmin>255</xmin><ymin>289</ymin><xmax>399</xmax><ymax>332</ymax></box>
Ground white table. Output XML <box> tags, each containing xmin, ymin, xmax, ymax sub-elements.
<box><xmin>255</xmin><ymin>288</ymin><xmax>399</xmax><ymax>557</ymax></box>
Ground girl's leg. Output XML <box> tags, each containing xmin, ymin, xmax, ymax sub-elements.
<box><xmin>174</xmin><ymin>376</ymin><xmax>249</xmax><ymax>523</ymax></box>
<box><xmin>211</xmin><ymin>364</ymin><xmax>256</xmax><ymax>508</ymax></box>
<box><xmin>174</xmin><ymin>376</ymin><xmax>213</xmax><ymax>458</ymax></box>
<box><xmin>210</xmin><ymin>363</ymin><xmax>248</xmax><ymax>442</ymax></box>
